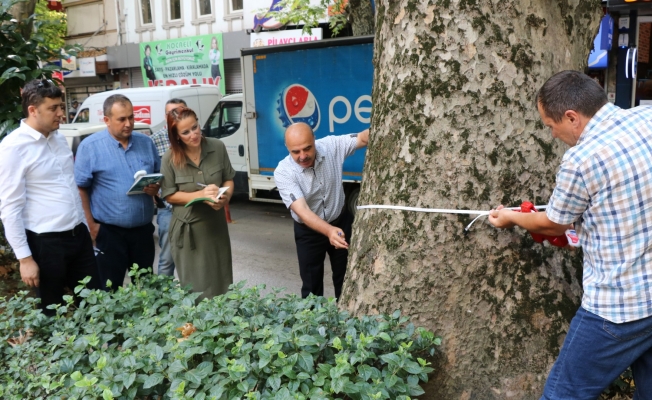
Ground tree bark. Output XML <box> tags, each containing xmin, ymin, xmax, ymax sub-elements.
<box><xmin>9</xmin><ymin>0</ymin><xmax>37</xmax><ymax>40</ymax></box>
<box><xmin>348</xmin><ymin>0</ymin><xmax>375</xmax><ymax>36</ymax></box>
<box><xmin>341</xmin><ymin>0</ymin><xmax>602</xmax><ymax>398</ymax></box>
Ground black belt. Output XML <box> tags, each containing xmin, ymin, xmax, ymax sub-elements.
<box><xmin>27</xmin><ymin>223</ymin><xmax>86</xmax><ymax>238</ymax></box>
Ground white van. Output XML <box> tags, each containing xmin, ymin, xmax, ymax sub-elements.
<box><xmin>58</xmin><ymin>122</ymin><xmax>153</xmax><ymax>156</ymax></box>
<box><xmin>72</xmin><ymin>85</ymin><xmax>221</xmax><ymax>134</ymax></box>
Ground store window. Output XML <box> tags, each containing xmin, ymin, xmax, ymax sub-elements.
<box><xmin>135</xmin><ymin>0</ymin><xmax>155</xmax><ymax>32</ymax></box>
<box><xmin>197</xmin><ymin>0</ymin><xmax>211</xmax><ymax>16</ymax></box>
<box><xmin>230</xmin><ymin>0</ymin><xmax>243</xmax><ymax>13</ymax></box>
<box><xmin>169</xmin><ymin>0</ymin><xmax>181</xmax><ymax>21</ymax></box>
<box><xmin>225</xmin><ymin>0</ymin><xmax>243</xmax><ymax>19</ymax></box>
<box><xmin>140</xmin><ymin>0</ymin><xmax>153</xmax><ymax>24</ymax></box>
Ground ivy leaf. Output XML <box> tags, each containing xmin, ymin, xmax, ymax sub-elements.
<box><xmin>297</xmin><ymin>351</ymin><xmax>314</xmax><ymax>373</ymax></box>
<box><xmin>123</xmin><ymin>372</ymin><xmax>136</xmax><ymax>389</ymax></box>
<box><xmin>168</xmin><ymin>359</ymin><xmax>186</xmax><ymax>373</ymax></box>
<box><xmin>102</xmin><ymin>388</ymin><xmax>114</xmax><ymax>400</ymax></box>
<box><xmin>185</xmin><ymin>369</ymin><xmax>203</xmax><ymax>385</ymax></box>
<box><xmin>379</xmin><ymin>353</ymin><xmax>401</xmax><ymax>367</ymax></box>
<box><xmin>154</xmin><ymin>345</ymin><xmax>164</xmax><ymax>362</ymax></box>
<box><xmin>258</xmin><ymin>348</ymin><xmax>272</xmax><ymax>369</ymax></box>
<box><xmin>296</xmin><ymin>335</ymin><xmax>320</xmax><ymax>347</ymax></box>
<box><xmin>267</xmin><ymin>374</ymin><xmax>281</xmax><ymax>391</ymax></box>
<box><xmin>143</xmin><ymin>373</ymin><xmax>164</xmax><ymax>389</ymax></box>
<box><xmin>378</xmin><ymin>332</ymin><xmax>391</xmax><ymax>342</ymax></box>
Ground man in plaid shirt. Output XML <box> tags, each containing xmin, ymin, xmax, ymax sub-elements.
<box><xmin>489</xmin><ymin>71</ymin><xmax>652</xmax><ymax>398</ymax></box>
<box><xmin>150</xmin><ymin>98</ymin><xmax>186</xmax><ymax>277</ymax></box>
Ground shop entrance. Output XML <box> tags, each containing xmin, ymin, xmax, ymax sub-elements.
<box><xmin>633</xmin><ymin>17</ymin><xmax>652</xmax><ymax>107</ymax></box>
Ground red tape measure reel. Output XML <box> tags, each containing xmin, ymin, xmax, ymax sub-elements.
<box><xmin>517</xmin><ymin>201</ymin><xmax>570</xmax><ymax>248</ymax></box>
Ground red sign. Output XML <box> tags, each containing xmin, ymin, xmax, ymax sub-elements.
<box><xmin>133</xmin><ymin>105</ymin><xmax>151</xmax><ymax>124</ymax></box>
<box><xmin>52</xmin><ymin>71</ymin><xmax>64</xmax><ymax>83</ymax></box>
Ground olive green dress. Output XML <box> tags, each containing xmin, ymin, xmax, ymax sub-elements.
<box><xmin>161</xmin><ymin>138</ymin><xmax>236</xmax><ymax>300</ymax></box>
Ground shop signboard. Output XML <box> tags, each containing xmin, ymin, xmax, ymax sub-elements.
<box><xmin>250</xmin><ymin>28</ymin><xmax>323</xmax><ymax>47</ymax></box>
<box><xmin>139</xmin><ymin>34</ymin><xmax>225</xmax><ymax>94</ymax></box>
<box><xmin>588</xmin><ymin>15</ymin><xmax>614</xmax><ymax>69</ymax></box>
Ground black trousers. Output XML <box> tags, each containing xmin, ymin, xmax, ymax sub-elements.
<box><xmin>95</xmin><ymin>222</ymin><xmax>155</xmax><ymax>291</ymax></box>
<box><xmin>25</xmin><ymin>223</ymin><xmax>101</xmax><ymax>316</ymax></box>
<box><xmin>293</xmin><ymin>209</ymin><xmax>353</xmax><ymax>299</ymax></box>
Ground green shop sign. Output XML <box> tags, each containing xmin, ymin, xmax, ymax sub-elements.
<box><xmin>140</xmin><ymin>34</ymin><xmax>224</xmax><ymax>94</ymax></box>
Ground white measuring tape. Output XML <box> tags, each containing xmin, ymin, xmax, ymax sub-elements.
<box><xmin>356</xmin><ymin>204</ymin><xmax>548</xmax><ymax>232</ymax></box>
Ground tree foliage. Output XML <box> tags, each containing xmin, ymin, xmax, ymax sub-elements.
<box><xmin>35</xmin><ymin>0</ymin><xmax>66</xmax><ymax>51</ymax></box>
<box><xmin>0</xmin><ymin>268</ymin><xmax>440</xmax><ymax>399</ymax></box>
<box><xmin>256</xmin><ymin>0</ymin><xmax>350</xmax><ymax>36</ymax></box>
<box><xmin>0</xmin><ymin>0</ymin><xmax>76</xmax><ymax>140</ymax></box>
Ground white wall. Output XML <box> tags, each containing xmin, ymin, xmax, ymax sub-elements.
<box><xmin>65</xmin><ymin>0</ymin><xmax>119</xmax><ymax>48</ymax></box>
<box><xmin>121</xmin><ymin>0</ymin><xmax>328</xmax><ymax>44</ymax></box>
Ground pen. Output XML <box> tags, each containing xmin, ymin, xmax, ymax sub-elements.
<box><xmin>196</xmin><ymin>183</ymin><xmax>207</xmax><ymax>187</ymax></box>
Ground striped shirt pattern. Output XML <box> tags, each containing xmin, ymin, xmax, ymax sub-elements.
<box><xmin>547</xmin><ymin>102</ymin><xmax>652</xmax><ymax>323</ymax></box>
<box><xmin>274</xmin><ymin>135</ymin><xmax>358</xmax><ymax>224</ymax></box>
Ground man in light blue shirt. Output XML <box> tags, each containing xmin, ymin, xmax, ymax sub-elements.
<box><xmin>75</xmin><ymin>94</ymin><xmax>160</xmax><ymax>291</ymax></box>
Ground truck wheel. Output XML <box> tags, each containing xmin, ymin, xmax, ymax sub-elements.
<box><xmin>347</xmin><ymin>186</ymin><xmax>360</xmax><ymax>217</ymax></box>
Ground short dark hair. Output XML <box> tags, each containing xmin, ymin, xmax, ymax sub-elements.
<box><xmin>103</xmin><ymin>94</ymin><xmax>132</xmax><ymax>117</ymax></box>
<box><xmin>166</xmin><ymin>98</ymin><xmax>187</xmax><ymax>107</ymax></box>
<box><xmin>21</xmin><ymin>79</ymin><xmax>63</xmax><ymax>117</ymax></box>
<box><xmin>145</xmin><ymin>44</ymin><xmax>151</xmax><ymax>52</ymax></box>
<box><xmin>537</xmin><ymin>70</ymin><xmax>607</xmax><ymax>122</ymax></box>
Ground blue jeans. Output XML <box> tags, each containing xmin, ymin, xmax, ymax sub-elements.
<box><xmin>156</xmin><ymin>208</ymin><xmax>175</xmax><ymax>276</ymax></box>
<box><xmin>542</xmin><ymin>307</ymin><xmax>652</xmax><ymax>400</ymax></box>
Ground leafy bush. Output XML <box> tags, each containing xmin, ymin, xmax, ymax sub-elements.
<box><xmin>0</xmin><ymin>267</ymin><xmax>440</xmax><ymax>399</ymax></box>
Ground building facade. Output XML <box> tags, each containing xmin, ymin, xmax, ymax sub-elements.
<box><xmin>62</xmin><ymin>0</ymin><xmax>329</xmax><ymax>111</ymax></box>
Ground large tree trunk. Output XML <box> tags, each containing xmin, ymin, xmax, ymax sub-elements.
<box><xmin>341</xmin><ymin>0</ymin><xmax>602</xmax><ymax>398</ymax></box>
<box><xmin>348</xmin><ymin>0</ymin><xmax>375</xmax><ymax>36</ymax></box>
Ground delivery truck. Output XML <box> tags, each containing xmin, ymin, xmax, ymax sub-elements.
<box><xmin>203</xmin><ymin>35</ymin><xmax>374</xmax><ymax>215</ymax></box>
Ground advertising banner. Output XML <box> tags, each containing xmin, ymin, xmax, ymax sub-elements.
<box><xmin>139</xmin><ymin>34</ymin><xmax>225</xmax><ymax>94</ymax></box>
<box><xmin>252</xmin><ymin>43</ymin><xmax>373</xmax><ymax>178</ymax></box>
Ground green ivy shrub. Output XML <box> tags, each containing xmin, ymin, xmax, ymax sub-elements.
<box><xmin>0</xmin><ymin>267</ymin><xmax>440</xmax><ymax>399</ymax></box>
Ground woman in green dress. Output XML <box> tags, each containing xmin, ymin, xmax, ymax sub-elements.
<box><xmin>160</xmin><ymin>106</ymin><xmax>235</xmax><ymax>299</ymax></box>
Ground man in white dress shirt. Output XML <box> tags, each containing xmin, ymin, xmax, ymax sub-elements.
<box><xmin>0</xmin><ymin>79</ymin><xmax>101</xmax><ymax>315</ymax></box>
<box><xmin>274</xmin><ymin>122</ymin><xmax>369</xmax><ymax>299</ymax></box>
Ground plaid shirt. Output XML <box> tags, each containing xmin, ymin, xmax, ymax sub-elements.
<box><xmin>547</xmin><ymin>103</ymin><xmax>652</xmax><ymax>323</ymax></box>
<box><xmin>274</xmin><ymin>135</ymin><xmax>358</xmax><ymax>224</ymax></box>
<box><xmin>150</xmin><ymin>127</ymin><xmax>172</xmax><ymax>210</ymax></box>
<box><xmin>150</xmin><ymin>127</ymin><xmax>170</xmax><ymax>158</ymax></box>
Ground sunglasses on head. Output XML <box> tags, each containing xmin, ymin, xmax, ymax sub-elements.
<box><xmin>37</xmin><ymin>79</ymin><xmax>53</xmax><ymax>89</ymax></box>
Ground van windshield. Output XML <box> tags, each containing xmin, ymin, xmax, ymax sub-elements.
<box><xmin>203</xmin><ymin>101</ymin><xmax>242</xmax><ymax>139</ymax></box>
<box><xmin>74</xmin><ymin>108</ymin><xmax>90</xmax><ymax>123</ymax></box>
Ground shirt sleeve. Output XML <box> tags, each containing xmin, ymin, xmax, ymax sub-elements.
<box><xmin>274</xmin><ymin>162</ymin><xmax>304</xmax><ymax>209</ymax></box>
<box><xmin>0</xmin><ymin>144</ymin><xmax>31</xmax><ymax>259</ymax></box>
<box><xmin>160</xmin><ymin>152</ymin><xmax>178</xmax><ymax>199</ymax></box>
<box><xmin>74</xmin><ymin>140</ymin><xmax>94</xmax><ymax>188</ymax></box>
<box><xmin>150</xmin><ymin>139</ymin><xmax>161</xmax><ymax>173</ymax></box>
<box><xmin>320</xmin><ymin>135</ymin><xmax>358</xmax><ymax>163</ymax></box>
<box><xmin>546</xmin><ymin>157</ymin><xmax>589</xmax><ymax>225</ymax></box>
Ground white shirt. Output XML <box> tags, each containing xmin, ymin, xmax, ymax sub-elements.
<box><xmin>274</xmin><ymin>135</ymin><xmax>358</xmax><ymax>223</ymax></box>
<box><xmin>0</xmin><ymin>120</ymin><xmax>85</xmax><ymax>259</ymax></box>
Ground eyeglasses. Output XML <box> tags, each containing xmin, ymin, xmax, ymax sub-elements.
<box><xmin>37</xmin><ymin>79</ymin><xmax>53</xmax><ymax>89</ymax></box>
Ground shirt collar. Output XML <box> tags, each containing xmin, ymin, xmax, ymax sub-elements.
<box><xmin>578</xmin><ymin>103</ymin><xmax>619</xmax><ymax>145</ymax></box>
<box><xmin>19</xmin><ymin>119</ymin><xmax>57</xmax><ymax>141</ymax></box>
<box><xmin>105</xmin><ymin>129</ymin><xmax>133</xmax><ymax>150</ymax></box>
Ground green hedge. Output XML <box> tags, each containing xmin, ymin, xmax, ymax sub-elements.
<box><xmin>0</xmin><ymin>268</ymin><xmax>440</xmax><ymax>399</ymax></box>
